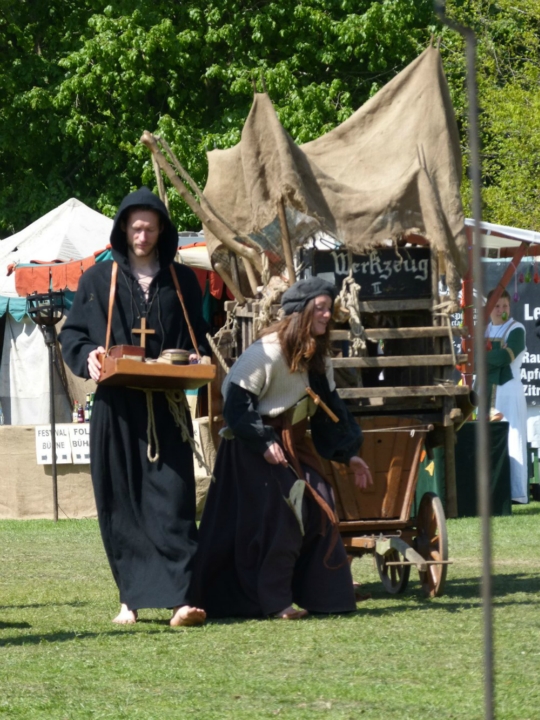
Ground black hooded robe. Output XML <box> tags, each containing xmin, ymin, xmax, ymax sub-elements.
<box><xmin>59</xmin><ymin>188</ymin><xmax>210</xmax><ymax>610</ymax></box>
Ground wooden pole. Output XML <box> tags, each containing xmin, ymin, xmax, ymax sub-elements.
<box><xmin>48</xmin><ymin>339</ymin><xmax>58</xmax><ymax>522</ymax></box>
<box><xmin>229</xmin><ymin>252</ymin><xmax>241</xmax><ymax>292</ymax></box>
<box><xmin>431</xmin><ymin>248</ymin><xmax>441</xmax><ymax>323</ymax></box>
<box><xmin>214</xmin><ymin>262</ymin><xmax>246</xmax><ymax>305</ymax></box>
<box><xmin>462</xmin><ymin>225</ymin><xmax>475</xmax><ymax>388</ymax></box>
<box><xmin>153</xmin><ymin>134</ymin><xmax>254</xmax><ymax>250</ymax></box>
<box><xmin>430</xmin><ymin>248</ymin><xmax>442</xmax><ymax>390</ymax></box>
<box><xmin>151</xmin><ymin>154</ymin><xmax>169</xmax><ymax>211</ymax></box>
<box><xmin>444</xmin><ymin>424</ymin><xmax>458</xmax><ymax>518</ymax></box>
<box><xmin>140</xmin><ymin>131</ymin><xmax>263</xmax><ymax>272</ymax></box>
<box><xmin>242</xmin><ymin>257</ymin><xmax>259</xmax><ymax>296</ymax></box>
<box><xmin>276</xmin><ymin>198</ymin><xmax>296</xmax><ymax>286</ymax></box>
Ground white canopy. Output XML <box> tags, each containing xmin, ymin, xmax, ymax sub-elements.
<box><xmin>466</xmin><ymin>218</ymin><xmax>540</xmax><ymax>250</ymax></box>
<box><xmin>0</xmin><ymin>198</ymin><xmax>112</xmax><ymax>298</ymax></box>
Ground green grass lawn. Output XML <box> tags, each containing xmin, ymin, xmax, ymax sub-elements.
<box><xmin>1</xmin><ymin>504</ymin><xmax>539</xmax><ymax>720</ymax></box>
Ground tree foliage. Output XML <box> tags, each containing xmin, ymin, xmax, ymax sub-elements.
<box><xmin>0</xmin><ymin>0</ymin><xmax>434</xmax><ymax>235</ymax></box>
<box><xmin>440</xmin><ymin>1</ymin><xmax>540</xmax><ymax>228</ymax></box>
<box><xmin>0</xmin><ymin>0</ymin><xmax>105</xmax><ymax>232</ymax></box>
<box><xmin>1</xmin><ymin>1</ymin><xmax>540</xmax><ymax>237</ymax></box>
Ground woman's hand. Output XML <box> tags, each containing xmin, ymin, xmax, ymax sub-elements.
<box><xmin>263</xmin><ymin>442</ymin><xmax>288</xmax><ymax>466</ymax></box>
<box><xmin>349</xmin><ymin>456</ymin><xmax>373</xmax><ymax>489</ymax></box>
<box><xmin>87</xmin><ymin>346</ymin><xmax>105</xmax><ymax>382</ymax></box>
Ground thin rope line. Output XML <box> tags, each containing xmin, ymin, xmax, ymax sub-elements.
<box><xmin>206</xmin><ymin>332</ymin><xmax>229</xmax><ymax>373</ymax></box>
<box><xmin>131</xmin><ymin>387</ymin><xmax>213</xmax><ymax>473</ymax></box>
<box><xmin>143</xmin><ymin>389</ymin><xmax>160</xmax><ymax>462</ymax></box>
<box><xmin>360</xmin><ymin>425</ymin><xmax>431</xmax><ymax>434</ymax></box>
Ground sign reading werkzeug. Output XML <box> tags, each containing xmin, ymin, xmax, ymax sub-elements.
<box><xmin>313</xmin><ymin>247</ymin><xmax>431</xmax><ymax>299</ymax></box>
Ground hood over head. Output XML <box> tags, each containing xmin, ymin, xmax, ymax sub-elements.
<box><xmin>110</xmin><ymin>187</ymin><xmax>177</xmax><ymax>266</ymax></box>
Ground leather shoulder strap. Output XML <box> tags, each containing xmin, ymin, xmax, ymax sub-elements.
<box><xmin>105</xmin><ymin>261</ymin><xmax>118</xmax><ymax>353</ymax></box>
<box><xmin>170</xmin><ymin>265</ymin><xmax>201</xmax><ymax>359</ymax></box>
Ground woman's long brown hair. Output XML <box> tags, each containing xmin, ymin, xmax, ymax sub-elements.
<box><xmin>259</xmin><ymin>298</ymin><xmax>331</xmax><ymax>375</ymax></box>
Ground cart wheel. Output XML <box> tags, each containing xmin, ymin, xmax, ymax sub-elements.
<box><xmin>375</xmin><ymin>548</ymin><xmax>410</xmax><ymax>594</ymax></box>
<box><xmin>415</xmin><ymin>492</ymin><xmax>448</xmax><ymax>598</ymax></box>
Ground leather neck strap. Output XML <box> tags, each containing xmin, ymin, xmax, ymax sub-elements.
<box><xmin>104</xmin><ymin>262</ymin><xmax>201</xmax><ymax>360</ymax></box>
<box><xmin>105</xmin><ymin>261</ymin><xmax>118</xmax><ymax>353</ymax></box>
<box><xmin>170</xmin><ymin>265</ymin><xmax>201</xmax><ymax>359</ymax></box>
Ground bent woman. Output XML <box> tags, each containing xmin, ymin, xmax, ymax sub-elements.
<box><xmin>192</xmin><ymin>277</ymin><xmax>372</xmax><ymax>619</ymax></box>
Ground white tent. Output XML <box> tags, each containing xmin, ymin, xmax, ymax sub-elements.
<box><xmin>0</xmin><ymin>198</ymin><xmax>113</xmax><ymax>303</ymax></box>
<box><xmin>0</xmin><ymin>199</ymin><xmax>113</xmax><ymax>425</ymax></box>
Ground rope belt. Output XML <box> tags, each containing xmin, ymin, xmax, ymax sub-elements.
<box><xmin>131</xmin><ymin>387</ymin><xmax>212</xmax><ymax>473</ymax></box>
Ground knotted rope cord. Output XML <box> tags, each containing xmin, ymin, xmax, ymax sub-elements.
<box><xmin>336</xmin><ymin>252</ymin><xmax>367</xmax><ymax>356</ymax></box>
<box><xmin>252</xmin><ymin>277</ymin><xmax>289</xmax><ymax>336</ymax></box>
<box><xmin>143</xmin><ymin>389</ymin><xmax>160</xmax><ymax>462</ymax></box>
<box><xmin>206</xmin><ymin>302</ymin><xmax>239</xmax><ymax>372</ymax></box>
<box><xmin>213</xmin><ymin>302</ymin><xmax>238</xmax><ymax>350</ymax></box>
<box><xmin>165</xmin><ymin>390</ymin><xmax>212</xmax><ymax>475</ymax></box>
<box><xmin>206</xmin><ymin>332</ymin><xmax>229</xmax><ymax>374</ymax></box>
<box><xmin>137</xmin><ymin>388</ymin><xmax>212</xmax><ymax>474</ymax></box>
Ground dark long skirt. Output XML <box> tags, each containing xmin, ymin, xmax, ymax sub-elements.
<box><xmin>90</xmin><ymin>386</ymin><xmax>198</xmax><ymax>610</ymax></box>
<box><xmin>191</xmin><ymin>437</ymin><xmax>356</xmax><ymax>618</ymax></box>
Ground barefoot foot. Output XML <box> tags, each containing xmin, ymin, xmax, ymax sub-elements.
<box><xmin>112</xmin><ymin>604</ymin><xmax>138</xmax><ymax>625</ymax></box>
<box><xmin>170</xmin><ymin>605</ymin><xmax>206</xmax><ymax>627</ymax></box>
<box><xmin>274</xmin><ymin>605</ymin><xmax>308</xmax><ymax>620</ymax></box>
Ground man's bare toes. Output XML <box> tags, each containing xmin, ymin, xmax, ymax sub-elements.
<box><xmin>274</xmin><ymin>605</ymin><xmax>308</xmax><ymax>620</ymax></box>
<box><xmin>112</xmin><ymin>606</ymin><xmax>137</xmax><ymax>625</ymax></box>
<box><xmin>170</xmin><ymin>605</ymin><xmax>206</xmax><ymax>627</ymax></box>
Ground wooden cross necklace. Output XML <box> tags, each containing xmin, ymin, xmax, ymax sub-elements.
<box><xmin>125</xmin><ymin>254</ymin><xmax>160</xmax><ymax>350</ymax></box>
<box><xmin>132</xmin><ymin>316</ymin><xmax>156</xmax><ymax>349</ymax></box>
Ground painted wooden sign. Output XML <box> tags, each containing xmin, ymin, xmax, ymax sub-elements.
<box><xmin>312</xmin><ymin>247</ymin><xmax>431</xmax><ymax>299</ymax></box>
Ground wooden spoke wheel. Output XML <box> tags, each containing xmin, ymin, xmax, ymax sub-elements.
<box><xmin>375</xmin><ymin>548</ymin><xmax>410</xmax><ymax>594</ymax></box>
<box><xmin>415</xmin><ymin>492</ymin><xmax>448</xmax><ymax>598</ymax></box>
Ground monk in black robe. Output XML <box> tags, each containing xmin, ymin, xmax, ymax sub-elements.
<box><xmin>60</xmin><ymin>187</ymin><xmax>209</xmax><ymax>626</ymax></box>
<box><xmin>192</xmin><ymin>278</ymin><xmax>372</xmax><ymax>619</ymax></box>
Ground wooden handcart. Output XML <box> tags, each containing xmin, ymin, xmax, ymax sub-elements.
<box><xmin>213</xmin><ymin>289</ymin><xmax>467</xmax><ymax>598</ymax></box>
<box><xmin>319</xmin><ymin>416</ymin><xmax>451</xmax><ymax>598</ymax></box>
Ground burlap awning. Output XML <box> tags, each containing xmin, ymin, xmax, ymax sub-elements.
<box><xmin>203</xmin><ymin>46</ymin><xmax>467</xmax><ymax>289</ymax></box>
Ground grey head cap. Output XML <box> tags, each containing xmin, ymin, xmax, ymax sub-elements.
<box><xmin>281</xmin><ymin>277</ymin><xmax>337</xmax><ymax>315</ymax></box>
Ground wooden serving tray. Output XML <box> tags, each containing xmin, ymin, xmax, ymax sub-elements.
<box><xmin>98</xmin><ymin>355</ymin><xmax>216</xmax><ymax>390</ymax></box>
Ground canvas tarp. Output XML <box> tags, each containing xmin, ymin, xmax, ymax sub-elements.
<box><xmin>203</xmin><ymin>46</ymin><xmax>467</xmax><ymax>294</ymax></box>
